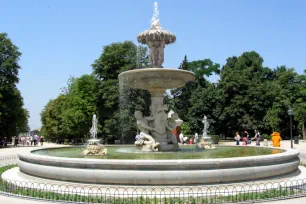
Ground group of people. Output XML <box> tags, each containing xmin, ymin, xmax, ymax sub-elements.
<box><xmin>234</xmin><ymin>130</ymin><xmax>283</xmax><ymax>147</ymax></box>
<box><xmin>234</xmin><ymin>130</ymin><xmax>261</xmax><ymax>146</ymax></box>
<box><xmin>12</xmin><ymin>134</ymin><xmax>44</xmax><ymax>147</ymax></box>
<box><xmin>178</xmin><ymin>132</ymin><xmax>200</xmax><ymax>144</ymax></box>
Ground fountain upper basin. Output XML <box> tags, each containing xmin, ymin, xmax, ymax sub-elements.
<box><xmin>118</xmin><ymin>68</ymin><xmax>195</xmax><ymax>91</ymax></box>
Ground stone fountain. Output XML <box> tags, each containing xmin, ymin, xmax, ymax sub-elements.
<box><xmin>119</xmin><ymin>2</ymin><xmax>195</xmax><ymax>151</ymax></box>
<box><xmin>83</xmin><ymin>114</ymin><xmax>107</xmax><ymax>156</ymax></box>
<box><xmin>10</xmin><ymin>2</ymin><xmax>300</xmax><ymax>187</ymax></box>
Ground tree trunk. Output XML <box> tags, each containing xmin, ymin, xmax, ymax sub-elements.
<box><xmin>303</xmin><ymin>120</ymin><xmax>306</xmax><ymax>140</ymax></box>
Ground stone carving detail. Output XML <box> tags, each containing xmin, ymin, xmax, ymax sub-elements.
<box><xmin>83</xmin><ymin>144</ymin><xmax>107</xmax><ymax>155</ymax></box>
<box><xmin>149</xmin><ymin>41</ymin><xmax>165</xmax><ymax>68</ymax></box>
<box><xmin>137</xmin><ymin>2</ymin><xmax>175</xmax><ymax>68</ymax></box>
<box><xmin>197</xmin><ymin>115</ymin><xmax>215</xmax><ymax>149</ymax></box>
<box><xmin>134</xmin><ymin>106</ymin><xmax>179</xmax><ymax>151</ymax></box>
<box><xmin>135</xmin><ymin>110</ymin><xmax>160</xmax><ymax>151</ymax></box>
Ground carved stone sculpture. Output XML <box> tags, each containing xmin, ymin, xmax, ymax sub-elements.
<box><xmin>134</xmin><ymin>106</ymin><xmax>180</xmax><ymax>151</ymax></box>
<box><xmin>135</xmin><ymin>110</ymin><xmax>160</xmax><ymax>151</ymax></box>
<box><xmin>149</xmin><ymin>41</ymin><xmax>165</xmax><ymax>68</ymax></box>
<box><xmin>83</xmin><ymin>144</ymin><xmax>107</xmax><ymax>156</ymax></box>
<box><xmin>137</xmin><ymin>2</ymin><xmax>175</xmax><ymax>68</ymax></box>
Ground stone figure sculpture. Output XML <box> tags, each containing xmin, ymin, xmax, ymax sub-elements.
<box><xmin>197</xmin><ymin>115</ymin><xmax>215</xmax><ymax>149</ymax></box>
<box><xmin>83</xmin><ymin>145</ymin><xmax>107</xmax><ymax>156</ymax></box>
<box><xmin>135</xmin><ymin>110</ymin><xmax>160</xmax><ymax>151</ymax></box>
<box><xmin>149</xmin><ymin>41</ymin><xmax>165</xmax><ymax>68</ymax></box>
<box><xmin>137</xmin><ymin>2</ymin><xmax>176</xmax><ymax>68</ymax></box>
<box><xmin>202</xmin><ymin>115</ymin><xmax>210</xmax><ymax>138</ymax></box>
<box><xmin>134</xmin><ymin>107</ymin><xmax>180</xmax><ymax>151</ymax></box>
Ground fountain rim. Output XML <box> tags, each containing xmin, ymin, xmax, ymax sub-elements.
<box><xmin>19</xmin><ymin>145</ymin><xmax>298</xmax><ymax>163</ymax></box>
<box><xmin>118</xmin><ymin>68</ymin><xmax>196</xmax><ymax>78</ymax></box>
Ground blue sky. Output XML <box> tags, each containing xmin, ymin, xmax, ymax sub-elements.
<box><xmin>1</xmin><ymin>0</ymin><xmax>306</xmax><ymax>129</ymax></box>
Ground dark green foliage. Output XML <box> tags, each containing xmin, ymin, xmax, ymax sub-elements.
<box><xmin>0</xmin><ymin>33</ymin><xmax>29</xmax><ymax>137</ymax></box>
<box><xmin>40</xmin><ymin>39</ymin><xmax>306</xmax><ymax>140</ymax></box>
<box><xmin>172</xmin><ymin>52</ymin><xmax>306</xmax><ymax>138</ymax></box>
<box><xmin>171</xmin><ymin>56</ymin><xmax>220</xmax><ymax>132</ymax></box>
<box><xmin>92</xmin><ymin>41</ymin><xmax>150</xmax><ymax>143</ymax></box>
<box><xmin>41</xmin><ymin>75</ymin><xmax>98</xmax><ymax>141</ymax></box>
<box><xmin>40</xmin><ymin>41</ymin><xmax>150</xmax><ymax>143</ymax></box>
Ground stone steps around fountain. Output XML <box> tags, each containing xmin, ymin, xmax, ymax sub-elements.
<box><xmin>2</xmin><ymin>166</ymin><xmax>306</xmax><ymax>197</ymax></box>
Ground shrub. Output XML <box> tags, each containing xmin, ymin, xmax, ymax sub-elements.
<box><xmin>261</xmin><ymin>133</ymin><xmax>272</xmax><ymax>141</ymax></box>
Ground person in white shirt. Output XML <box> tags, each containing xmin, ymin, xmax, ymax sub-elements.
<box><xmin>26</xmin><ymin>136</ymin><xmax>30</xmax><ymax>146</ymax></box>
<box><xmin>179</xmin><ymin>132</ymin><xmax>184</xmax><ymax>144</ymax></box>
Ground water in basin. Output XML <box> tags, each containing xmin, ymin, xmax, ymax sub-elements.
<box><xmin>32</xmin><ymin>146</ymin><xmax>283</xmax><ymax>160</ymax></box>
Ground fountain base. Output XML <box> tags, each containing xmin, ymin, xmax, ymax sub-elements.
<box><xmin>197</xmin><ymin>137</ymin><xmax>215</xmax><ymax>149</ymax></box>
<box><xmin>83</xmin><ymin>145</ymin><xmax>107</xmax><ymax>156</ymax></box>
<box><xmin>83</xmin><ymin>139</ymin><xmax>107</xmax><ymax>156</ymax></box>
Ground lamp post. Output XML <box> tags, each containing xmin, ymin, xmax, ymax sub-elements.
<box><xmin>288</xmin><ymin>108</ymin><xmax>293</xmax><ymax>149</ymax></box>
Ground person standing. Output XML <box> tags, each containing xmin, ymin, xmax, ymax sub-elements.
<box><xmin>3</xmin><ymin>137</ymin><xmax>7</xmax><ymax>147</ymax></box>
<box><xmin>30</xmin><ymin>135</ymin><xmax>34</xmax><ymax>146</ymax></box>
<box><xmin>33</xmin><ymin>134</ymin><xmax>39</xmax><ymax>146</ymax></box>
<box><xmin>271</xmin><ymin>132</ymin><xmax>282</xmax><ymax>147</ymax></box>
<box><xmin>13</xmin><ymin>136</ymin><xmax>18</xmax><ymax>147</ymax></box>
<box><xmin>243</xmin><ymin>131</ymin><xmax>248</xmax><ymax>145</ymax></box>
<box><xmin>21</xmin><ymin>136</ymin><xmax>25</xmax><ymax>146</ymax></box>
<box><xmin>40</xmin><ymin>136</ymin><xmax>44</xmax><ymax>146</ymax></box>
<box><xmin>179</xmin><ymin>132</ymin><xmax>184</xmax><ymax>144</ymax></box>
<box><xmin>26</xmin><ymin>135</ymin><xmax>30</xmax><ymax>146</ymax></box>
<box><xmin>254</xmin><ymin>130</ymin><xmax>261</xmax><ymax>146</ymax></box>
<box><xmin>235</xmin><ymin>132</ymin><xmax>241</xmax><ymax>145</ymax></box>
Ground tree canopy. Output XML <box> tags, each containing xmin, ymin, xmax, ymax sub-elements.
<box><xmin>40</xmin><ymin>40</ymin><xmax>306</xmax><ymax>142</ymax></box>
<box><xmin>0</xmin><ymin>33</ymin><xmax>29</xmax><ymax>138</ymax></box>
<box><xmin>41</xmin><ymin>75</ymin><xmax>98</xmax><ymax>141</ymax></box>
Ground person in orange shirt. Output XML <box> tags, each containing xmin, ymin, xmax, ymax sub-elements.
<box><xmin>271</xmin><ymin>131</ymin><xmax>282</xmax><ymax>147</ymax></box>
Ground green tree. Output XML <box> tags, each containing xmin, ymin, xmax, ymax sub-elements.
<box><xmin>263</xmin><ymin>67</ymin><xmax>301</xmax><ymax>136</ymax></box>
<box><xmin>92</xmin><ymin>41</ymin><xmax>150</xmax><ymax>143</ymax></box>
<box><xmin>179</xmin><ymin>55</ymin><xmax>188</xmax><ymax>70</ymax></box>
<box><xmin>294</xmin><ymin>71</ymin><xmax>306</xmax><ymax>139</ymax></box>
<box><xmin>41</xmin><ymin>74</ymin><xmax>98</xmax><ymax>141</ymax></box>
<box><xmin>0</xmin><ymin>33</ymin><xmax>29</xmax><ymax>137</ymax></box>
<box><xmin>40</xmin><ymin>95</ymin><xmax>68</xmax><ymax>141</ymax></box>
<box><xmin>171</xmin><ymin>56</ymin><xmax>220</xmax><ymax>126</ymax></box>
<box><xmin>217</xmin><ymin>51</ymin><xmax>273</xmax><ymax>136</ymax></box>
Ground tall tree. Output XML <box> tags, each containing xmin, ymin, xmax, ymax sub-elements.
<box><xmin>0</xmin><ymin>33</ymin><xmax>29</xmax><ymax>137</ymax></box>
<box><xmin>171</xmin><ymin>56</ymin><xmax>220</xmax><ymax>123</ymax></box>
<box><xmin>41</xmin><ymin>75</ymin><xmax>98</xmax><ymax>141</ymax></box>
<box><xmin>92</xmin><ymin>41</ymin><xmax>150</xmax><ymax>143</ymax></box>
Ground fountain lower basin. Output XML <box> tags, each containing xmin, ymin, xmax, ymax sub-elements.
<box><xmin>17</xmin><ymin>146</ymin><xmax>300</xmax><ymax>185</ymax></box>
